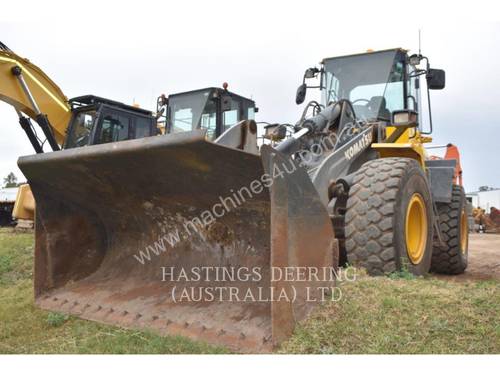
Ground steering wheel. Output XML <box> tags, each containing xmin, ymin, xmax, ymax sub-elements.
<box><xmin>351</xmin><ymin>98</ymin><xmax>370</xmax><ymax>105</ymax></box>
<box><xmin>75</xmin><ymin>134</ymin><xmax>89</xmax><ymax>146</ymax></box>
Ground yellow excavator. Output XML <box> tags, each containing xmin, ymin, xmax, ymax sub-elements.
<box><xmin>1</xmin><ymin>41</ymin><xmax>156</xmax><ymax>222</ymax></box>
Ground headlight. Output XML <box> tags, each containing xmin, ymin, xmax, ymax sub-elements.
<box><xmin>392</xmin><ymin>110</ymin><xmax>418</xmax><ymax>127</ymax></box>
<box><xmin>264</xmin><ymin>124</ymin><xmax>287</xmax><ymax>141</ymax></box>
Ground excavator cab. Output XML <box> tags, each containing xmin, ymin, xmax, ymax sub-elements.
<box><xmin>160</xmin><ymin>87</ymin><xmax>257</xmax><ymax>140</ymax></box>
<box><xmin>64</xmin><ymin>95</ymin><xmax>157</xmax><ymax>149</ymax></box>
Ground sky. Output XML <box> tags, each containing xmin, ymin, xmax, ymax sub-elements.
<box><xmin>0</xmin><ymin>1</ymin><xmax>499</xmax><ymax>193</ymax></box>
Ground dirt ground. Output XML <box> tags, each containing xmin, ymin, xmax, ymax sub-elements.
<box><xmin>443</xmin><ymin>233</ymin><xmax>500</xmax><ymax>281</ymax></box>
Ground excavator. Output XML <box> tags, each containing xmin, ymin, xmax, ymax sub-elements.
<box><xmin>1</xmin><ymin>41</ymin><xmax>156</xmax><ymax>221</ymax></box>
<box><xmin>3</xmin><ymin>42</ymin><xmax>468</xmax><ymax>352</ymax></box>
<box><xmin>1</xmin><ymin>42</ymin><xmax>257</xmax><ymax>222</ymax></box>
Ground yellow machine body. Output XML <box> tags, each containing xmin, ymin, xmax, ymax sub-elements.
<box><xmin>371</xmin><ymin>126</ymin><xmax>432</xmax><ymax>168</ymax></box>
<box><xmin>12</xmin><ymin>183</ymin><xmax>35</xmax><ymax>220</ymax></box>
<box><xmin>0</xmin><ymin>49</ymin><xmax>71</xmax><ymax>143</ymax></box>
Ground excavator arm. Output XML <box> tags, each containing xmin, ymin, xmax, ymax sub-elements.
<box><xmin>1</xmin><ymin>42</ymin><xmax>72</xmax><ymax>221</ymax></box>
<box><xmin>0</xmin><ymin>42</ymin><xmax>71</xmax><ymax>149</ymax></box>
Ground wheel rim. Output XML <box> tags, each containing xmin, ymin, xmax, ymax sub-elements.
<box><xmin>405</xmin><ymin>193</ymin><xmax>427</xmax><ymax>264</ymax></box>
<box><xmin>460</xmin><ymin>208</ymin><xmax>468</xmax><ymax>253</ymax></box>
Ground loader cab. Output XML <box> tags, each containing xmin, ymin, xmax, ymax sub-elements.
<box><xmin>320</xmin><ymin>49</ymin><xmax>414</xmax><ymax>123</ymax></box>
<box><xmin>163</xmin><ymin>87</ymin><xmax>257</xmax><ymax>141</ymax></box>
<box><xmin>64</xmin><ymin>95</ymin><xmax>156</xmax><ymax>149</ymax></box>
<box><xmin>314</xmin><ymin>48</ymin><xmax>444</xmax><ymax>133</ymax></box>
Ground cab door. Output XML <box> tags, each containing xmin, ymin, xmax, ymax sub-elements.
<box><xmin>93</xmin><ymin>106</ymin><xmax>154</xmax><ymax>145</ymax></box>
<box><xmin>217</xmin><ymin>95</ymin><xmax>256</xmax><ymax>137</ymax></box>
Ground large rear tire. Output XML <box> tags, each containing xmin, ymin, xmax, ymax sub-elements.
<box><xmin>431</xmin><ymin>185</ymin><xmax>469</xmax><ymax>274</ymax></box>
<box><xmin>344</xmin><ymin>157</ymin><xmax>434</xmax><ymax>276</ymax></box>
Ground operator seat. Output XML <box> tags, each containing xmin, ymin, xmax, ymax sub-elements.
<box><xmin>368</xmin><ymin>96</ymin><xmax>391</xmax><ymax>121</ymax></box>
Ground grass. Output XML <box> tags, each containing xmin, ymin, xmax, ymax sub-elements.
<box><xmin>46</xmin><ymin>312</ymin><xmax>69</xmax><ymax>327</ymax></box>
<box><xmin>280</xmin><ymin>273</ymin><xmax>500</xmax><ymax>353</ymax></box>
<box><xmin>1</xmin><ymin>227</ymin><xmax>499</xmax><ymax>354</ymax></box>
<box><xmin>0</xmin><ymin>228</ymin><xmax>226</xmax><ymax>354</ymax></box>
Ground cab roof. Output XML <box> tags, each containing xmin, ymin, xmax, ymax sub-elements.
<box><xmin>168</xmin><ymin>87</ymin><xmax>256</xmax><ymax>105</ymax></box>
<box><xmin>69</xmin><ymin>95</ymin><xmax>152</xmax><ymax>116</ymax></box>
<box><xmin>321</xmin><ymin>48</ymin><xmax>408</xmax><ymax>64</ymax></box>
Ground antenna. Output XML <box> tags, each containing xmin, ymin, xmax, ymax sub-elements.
<box><xmin>418</xmin><ymin>29</ymin><xmax>422</xmax><ymax>56</ymax></box>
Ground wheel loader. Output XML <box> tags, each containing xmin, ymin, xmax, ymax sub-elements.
<box><xmin>9</xmin><ymin>44</ymin><xmax>468</xmax><ymax>351</ymax></box>
<box><xmin>284</xmin><ymin>48</ymin><xmax>468</xmax><ymax>276</ymax></box>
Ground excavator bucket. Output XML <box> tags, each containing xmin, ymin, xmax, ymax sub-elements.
<box><xmin>18</xmin><ymin>131</ymin><xmax>337</xmax><ymax>352</ymax></box>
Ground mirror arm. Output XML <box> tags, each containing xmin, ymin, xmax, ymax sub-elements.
<box><xmin>420</xmin><ymin>77</ymin><xmax>433</xmax><ymax>135</ymax></box>
<box><xmin>409</xmin><ymin>69</ymin><xmax>426</xmax><ymax>78</ymax></box>
<box><xmin>319</xmin><ymin>67</ymin><xmax>325</xmax><ymax>90</ymax></box>
<box><xmin>425</xmin><ymin>83</ymin><xmax>433</xmax><ymax>135</ymax></box>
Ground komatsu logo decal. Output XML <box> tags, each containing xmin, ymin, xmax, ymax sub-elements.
<box><xmin>344</xmin><ymin>131</ymin><xmax>372</xmax><ymax>160</ymax></box>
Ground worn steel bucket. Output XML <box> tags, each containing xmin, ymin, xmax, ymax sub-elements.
<box><xmin>18</xmin><ymin>131</ymin><xmax>337</xmax><ymax>352</ymax></box>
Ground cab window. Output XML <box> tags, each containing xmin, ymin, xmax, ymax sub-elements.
<box><xmin>200</xmin><ymin>99</ymin><xmax>217</xmax><ymax>140</ymax></box>
<box><xmin>97</xmin><ymin>112</ymin><xmax>131</xmax><ymax>144</ymax></box>
<box><xmin>223</xmin><ymin>100</ymin><xmax>241</xmax><ymax>132</ymax></box>
<box><xmin>65</xmin><ymin>110</ymin><xmax>96</xmax><ymax>148</ymax></box>
<box><xmin>223</xmin><ymin>109</ymin><xmax>238</xmax><ymax>131</ymax></box>
<box><xmin>247</xmin><ymin>107</ymin><xmax>255</xmax><ymax>120</ymax></box>
<box><xmin>135</xmin><ymin>116</ymin><xmax>153</xmax><ymax>138</ymax></box>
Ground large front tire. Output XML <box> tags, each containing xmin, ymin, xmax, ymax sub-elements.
<box><xmin>344</xmin><ymin>158</ymin><xmax>434</xmax><ymax>276</ymax></box>
<box><xmin>431</xmin><ymin>185</ymin><xmax>469</xmax><ymax>274</ymax></box>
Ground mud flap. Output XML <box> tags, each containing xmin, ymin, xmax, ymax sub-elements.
<box><xmin>18</xmin><ymin>131</ymin><xmax>337</xmax><ymax>352</ymax></box>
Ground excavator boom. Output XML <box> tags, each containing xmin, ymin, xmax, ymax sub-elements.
<box><xmin>0</xmin><ymin>43</ymin><xmax>71</xmax><ymax>145</ymax></box>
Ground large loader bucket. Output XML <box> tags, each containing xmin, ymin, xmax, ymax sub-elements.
<box><xmin>18</xmin><ymin>131</ymin><xmax>337</xmax><ymax>352</ymax></box>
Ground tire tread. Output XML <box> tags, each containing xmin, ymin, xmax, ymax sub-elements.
<box><xmin>431</xmin><ymin>185</ymin><xmax>468</xmax><ymax>274</ymax></box>
<box><xmin>345</xmin><ymin>157</ymin><xmax>418</xmax><ymax>275</ymax></box>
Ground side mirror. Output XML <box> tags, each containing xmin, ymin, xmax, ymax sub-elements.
<box><xmin>304</xmin><ymin>67</ymin><xmax>319</xmax><ymax>79</ymax></box>
<box><xmin>427</xmin><ymin>68</ymin><xmax>445</xmax><ymax>90</ymax></box>
<box><xmin>296</xmin><ymin>83</ymin><xmax>307</xmax><ymax>105</ymax></box>
<box><xmin>408</xmin><ymin>54</ymin><xmax>422</xmax><ymax>67</ymax></box>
